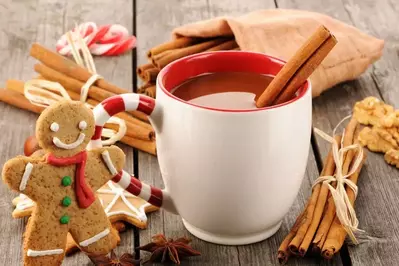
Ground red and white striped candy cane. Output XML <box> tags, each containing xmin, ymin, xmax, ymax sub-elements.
<box><xmin>89</xmin><ymin>94</ymin><xmax>163</xmax><ymax>207</ymax></box>
<box><xmin>57</xmin><ymin>23</ymin><xmax>136</xmax><ymax>56</ymax></box>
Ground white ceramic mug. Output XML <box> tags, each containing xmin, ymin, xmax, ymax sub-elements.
<box><xmin>91</xmin><ymin>51</ymin><xmax>312</xmax><ymax>245</ymax></box>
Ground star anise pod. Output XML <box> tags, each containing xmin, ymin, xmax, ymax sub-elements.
<box><xmin>89</xmin><ymin>250</ymin><xmax>140</xmax><ymax>266</ymax></box>
<box><xmin>136</xmin><ymin>234</ymin><xmax>201</xmax><ymax>264</ymax></box>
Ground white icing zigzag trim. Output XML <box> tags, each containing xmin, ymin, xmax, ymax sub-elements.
<box><xmin>97</xmin><ymin>181</ymin><xmax>149</xmax><ymax>222</ymax></box>
<box><xmin>79</xmin><ymin>228</ymin><xmax>110</xmax><ymax>247</ymax></box>
<box><xmin>53</xmin><ymin>133</ymin><xmax>85</xmax><ymax>150</ymax></box>
<box><xmin>101</xmin><ymin>150</ymin><xmax>118</xmax><ymax>175</ymax></box>
<box><xmin>27</xmin><ymin>249</ymin><xmax>64</xmax><ymax>257</ymax></box>
<box><xmin>19</xmin><ymin>163</ymin><xmax>33</xmax><ymax>191</ymax></box>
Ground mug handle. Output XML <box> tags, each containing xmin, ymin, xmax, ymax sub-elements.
<box><xmin>89</xmin><ymin>93</ymin><xmax>167</xmax><ymax>210</ymax></box>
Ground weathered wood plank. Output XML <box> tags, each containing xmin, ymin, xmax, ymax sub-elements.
<box><xmin>278</xmin><ymin>0</ymin><xmax>399</xmax><ymax>265</ymax></box>
<box><xmin>0</xmin><ymin>0</ymin><xmax>135</xmax><ymax>265</ymax></box>
<box><xmin>341</xmin><ymin>0</ymin><xmax>399</xmax><ymax>106</ymax></box>
<box><xmin>136</xmin><ymin>0</ymin><xmax>340</xmax><ymax>265</ymax></box>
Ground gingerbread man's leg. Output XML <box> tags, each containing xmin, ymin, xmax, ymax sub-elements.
<box><xmin>69</xmin><ymin>200</ymin><xmax>118</xmax><ymax>255</ymax></box>
<box><xmin>24</xmin><ymin>208</ymin><xmax>69</xmax><ymax>266</ymax></box>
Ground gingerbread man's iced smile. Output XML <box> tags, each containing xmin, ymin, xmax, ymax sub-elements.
<box><xmin>50</xmin><ymin>121</ymin><xmax>88</xmax><ymax>150</ymax></box>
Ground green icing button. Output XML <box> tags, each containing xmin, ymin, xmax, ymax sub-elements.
<box><xmin>62</xmin><ymin>196</ymin><xmax>71</xmax><ymax>207</ymax></box>
<box><xmin>60</xmin><ymin>215</ymin><xmax>70</xmax><ymax>224</ymax></box>
<box><xmin>61</xmin><ymin>176</ymin><xmax>72</xmax><ymax>186</ymax></box>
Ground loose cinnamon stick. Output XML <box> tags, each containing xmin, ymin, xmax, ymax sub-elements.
<box><xmin>153</xmin><ymin>38</ymin><xmax>226</xmax><ymax>69</ymax></box>
<box><xmin>205</xmin><ymin>39</ymin><xmax>238</xmax><ymax>52</ymax></box>
<box><xmin>297</xmin><ymin>135</ymin><xmax>341</xmax><ymax>256</ymax></box>
<box><xmin>322</xmin><ymin>126</ymin><xmax>366</xmax><ymax>259</ymax></box>
<box><xmin>137</xmin><ymin>63</ymin><xmax>154</xmax><ymax>80</ymax></box>
<box><xmin>278</xmin><ymin>210</ymin><xmax>306</xmax><ymax>264</ymax></box>
<box><xmin>273</xmin><ymin>36</ymin><xmax>337</xmax><ymax>105</ymax></box>
<box><xmin>0</xmin><ymin>88</ymin><xmax>44</xmax><ymax>113</ymax></box>
<box><xmin>30</xmin><ymin>43</ymin><xmax>128</xmax><ymax>95</ymax></box>
<box><xmin>312</xmin><ymin>118</ymin><xmax>359</xmax><ymax>253</ymax></box>
<box><xmin>255</xmin><ymin>25</ymin><xmax>333</xmax><ymax>107</ymax></box>
<box><xmin>5</xmin><ymin>80</ymin><xmax>154</xmax><ymax>141</ymax></box>
<box><xmin>288</xmin><ymin>176</ymin><xmax>323</xmax><ymax>254</ymax></box>
<box><xmin>147</xmin><ymin>37</ymin><xmax>197</xmax><ymax>58</ymax></box>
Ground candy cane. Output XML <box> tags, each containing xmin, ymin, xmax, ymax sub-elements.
<box><xmin>90</xmin><ymin>94</ymin><xmax>163</xmax><ymax>207</ymax></box>
<box><xmin>57</xmin><ymin>23</ymin><xmax>136</xmax><ymax>56</ymax></box>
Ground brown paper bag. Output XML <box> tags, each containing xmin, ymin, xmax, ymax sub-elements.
<box><xmin>173</xmin><ymin>9</ymin><xmax>384</xmax><ymax>97</ymax></box>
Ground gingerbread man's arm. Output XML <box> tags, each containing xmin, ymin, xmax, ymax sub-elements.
<box><xmin>2</xmin><ymin>156</ymin><xmax>39</xmax><ymax>196</ymax></box>
<box><xmin>86</xmin><ymin>145</ymin><xmax>126</xmax><ymax>191</ymax></box>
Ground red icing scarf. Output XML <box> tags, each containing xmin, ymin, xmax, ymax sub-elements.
<box><xmin>47</xmin><ymin>151</ymin><xmax>95</xmax><ymax>208</ymax></box>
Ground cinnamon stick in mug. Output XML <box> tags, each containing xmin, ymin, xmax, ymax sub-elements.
<box><xmin>255</xmin><ymin>25</ymin><xmax>334</xmax><ymax>107</ymax></box>
<box><xmin>273</xmin><ymin>36</ymin><xmax>337</xmax><ymax>105</ymax></box>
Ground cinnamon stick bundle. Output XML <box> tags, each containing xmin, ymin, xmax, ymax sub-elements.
<box><xmin>312</xmin><ymin>118</ymin><xmax>359</xmax><ymax>254</ymax></box>
<box><xmin>278</xmin><ymin>118</ymin><xmax>366</xmax><ymax>263</ymax></box>
<box><xmin>152</xmin><ymin>38</ymin><xmax>226</xmax><ymax>69</ymax></box>
<box><xmin>147</xmin><ymin>37</ymin><xmax>197</xmax><ymax>58</ymax></box>
<box><xmin>137</xmin><ymin>63</ymin><xmax>154</xmax><ymax>80</ymax></box>
<box><xmin>143</xmin><ymin>68</ymin><xmax>160</xmax><ymax>83</ymax></box>
<box><xmin>286</xmin><ymin>135</ymin><xmax>341</xmax><ymax>256</ymax></box>
<box><xmin>205</xmin><ymin>39</ymin><xmax>238</xmax><ymax>52</ymax></box>
<box><xmin>30</xmin><ymin>43</ymin><xmax>127</xmax><ymax>95</ymax></box>
<box><xmin>256</xmin><ymin>25</ymin><xmax>337</xmax><ymax>108</ymax></box>
<box><xmin>30</xmin><ymin>43</ymin><xmax>149</xmax><ymax>123</ymax></box>
<box><xmin>321</xmin><ymin>127</ymin><xmax>366</xmax><ymax>259</ymax></box>
<box><xmin>139</xmin><ymin>37</ymin><xmax>239</xmax><ymax>99</ymax></box>
<box><xmin>137</xmin><ymin>82</ymin><xmax>155</xmax><ymax>94</ymax></box>
<box><xmin>144</xmin><ymin>85</ymin><xmax>156</xmax><ymax>98</ymax></box>
<box><xmin>6</xmin><ymin>80</ymin><xmax>154</xmax><ymax>140</ymax></box>
<box><xmin>33</xmin><ymin>64</ymin><xmax>150</xmax><ymax>124</ymax></box>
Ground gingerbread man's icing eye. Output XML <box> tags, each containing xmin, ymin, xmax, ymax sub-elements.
<box><xmin>50</xmin><ymin>122</ymin><xmax>59</xmax><ymax>132</ymax></box>
<box><xmin>79</xmin><ymin>121</ymin><xmax>87</xmax><ymax>130</ymax></box>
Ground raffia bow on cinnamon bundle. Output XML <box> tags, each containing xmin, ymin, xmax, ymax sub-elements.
<box><xmin>278</xmin><ymin>118</ymin><xmax>367</xmax><ymax>264</ymax></box>
<box><xmin>137</xmin><ymin>37</ymin><xmax>239</xmax><ymax>98</ymax></box>
<box><xmin>0</xmin><ymin>41</ymin><xmax>156</xmax><ymax>155</ymax></box>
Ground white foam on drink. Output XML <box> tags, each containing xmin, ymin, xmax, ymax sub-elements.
<box><xmin>188</xmin><ymin>92</ymin><xmax>257</xmax><ymax>110</ymax></box>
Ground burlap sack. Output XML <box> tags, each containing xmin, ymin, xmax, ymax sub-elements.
<box><xmin>173</xmin><ymin>9</ymin><xmax>384</xmax><ymax>97</ymax></box>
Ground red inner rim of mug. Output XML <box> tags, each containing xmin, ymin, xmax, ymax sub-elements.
<box><xmin>157</xmin><ymin>51</ymin><xmax>310</xmax><ymax>112</ymax></box>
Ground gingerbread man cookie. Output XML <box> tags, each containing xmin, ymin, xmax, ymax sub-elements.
<box><xmin>2</xmin><ymin>100</ymin><xmax>126</xmax><ymax>266</ymax></box>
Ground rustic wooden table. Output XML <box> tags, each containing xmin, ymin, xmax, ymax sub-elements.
<box><xmin>0</xmin><ymin>0</ymin><xmax>397</xmax><ymax>265</ymax></box>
